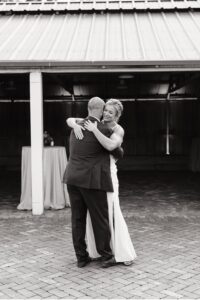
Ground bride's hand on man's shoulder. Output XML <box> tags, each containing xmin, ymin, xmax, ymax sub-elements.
<box><xmin>74</xmin><ymin>123</ymin><xmax>85</xmax><ymax>140</ymax></box>
<box><xmin>84</xmin><ymin>120</ymin><xmax>97</xmax><ymax>132</ymax></box>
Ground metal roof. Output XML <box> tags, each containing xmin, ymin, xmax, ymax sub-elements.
<box><xmin>1</xmin><ymin>11</ymin><xmax>200</xmax><ymax>70</ymax></box>
<box><xmin>0</xmin><ymin>0</ymin><xmax>200</xmax><ymax>12</ymax></box>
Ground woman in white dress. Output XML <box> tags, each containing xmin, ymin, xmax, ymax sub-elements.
<box><xmin>67</xmin><ymin>99</ymin><xmax>137</xmax><ymax>266</ymax></box>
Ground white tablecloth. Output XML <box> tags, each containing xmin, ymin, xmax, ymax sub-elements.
<box><xmin>18</xmin><ymin>146</ymin><xmax>70</xmax><ymax>210</ymax></box>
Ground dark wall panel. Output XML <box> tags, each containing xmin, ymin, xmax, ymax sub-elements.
<box><xmin>0</xmin><ymin>102</ymin><xmax>30</xmax><ymax>169</ymax></box>
<box><xmin>43</xmin><ymin>100</ymin><xmax>88</xmax><ymax>156</ymax></box>
<box><xmin>169</xmin><ymin>100</ymin><xmax>199</xmax><ymax>155</ymax></box>
<box><xmin>121</xmin><ymin>101</ymin><xmax>166</xmax><ymax>156</ymax></box>
<box><xmin>1</xmin><ymin>99</ymin><xmax>200</xmax><ymax>170</ymax></box>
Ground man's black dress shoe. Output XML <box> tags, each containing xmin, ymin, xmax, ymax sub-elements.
<box><xmin>77</xmin><ymin>257</ymin><xmax>92</xmax><ymax>268</ymax></box>
<box><xmin>101</xmin><ymin>257</ymin><xmax>118</xmax><ymax>268</ymax></box>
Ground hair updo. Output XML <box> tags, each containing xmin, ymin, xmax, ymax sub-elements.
<box><xmin>106</xmin><ymin>98</ymin><xmax>123</xmax><ymax>121</ymax></box>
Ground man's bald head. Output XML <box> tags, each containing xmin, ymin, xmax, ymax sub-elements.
<box><xmin>88</xmin><ymin>97</ymin><xmax>105</xmax><ymax>119</ymax></box>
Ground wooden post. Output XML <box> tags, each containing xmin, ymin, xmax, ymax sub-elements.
<box><xmin>30</xmin><ymin>71</ymin><xmax>44</xmax><ymax>215</ymax></box>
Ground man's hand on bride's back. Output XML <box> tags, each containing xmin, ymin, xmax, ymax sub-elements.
<box><xmin>74</xmin><ymin>124</ymin><xmax>85</xmax><ymax>139</ymax></box>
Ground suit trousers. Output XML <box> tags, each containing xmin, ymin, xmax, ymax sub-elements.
<box><xmin>67</xmin><ymin>184</ymin><xmax>113</xmax><ymax>262</ymax></box>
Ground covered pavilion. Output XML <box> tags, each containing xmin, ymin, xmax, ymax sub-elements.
<box><xmin>1</xmin><ymin>0</ymin><xmax>200</xmax><ymax>214</ymax></box>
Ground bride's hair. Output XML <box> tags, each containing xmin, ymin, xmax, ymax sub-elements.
<box><xmin>106</xmin><ymin>99</ymin><xmax>123</xmax><ymax>122</ymax></box>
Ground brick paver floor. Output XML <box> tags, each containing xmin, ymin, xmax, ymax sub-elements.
<box><xmin>0</xmin><ymin>170</ymin><xmax>200</xmax><ymax>299</ymax></box>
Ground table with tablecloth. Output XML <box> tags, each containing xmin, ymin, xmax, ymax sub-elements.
<box><xmin>17</xmin><ymin>146</ymin><xmax>70</xmax><ymax>210</ymax></box>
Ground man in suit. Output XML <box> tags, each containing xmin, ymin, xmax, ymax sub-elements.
<box><xmin>63</xmin><ymin>97</ymin><xmax>114</xmax><ymax>268</ymax></box>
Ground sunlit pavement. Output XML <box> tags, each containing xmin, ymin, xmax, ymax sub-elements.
<box><xmin>0</xmin><ymin>170</ymin><xmax>200</xmax><ymax>299</ymax></box>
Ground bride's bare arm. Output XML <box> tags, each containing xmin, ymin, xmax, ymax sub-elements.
<box><xmin>84</xmin><ymin>121</ymin><xmax>124</xmax><ymax>151</ymax></box>
<box><xmin>66</xmin><ymin>117</ymin><xmax>85</xmax><ymax>139</ymax></box>
<box><xmin>66</xmin><ymin>117</ymin><xmax>84</xmax><ymax>127</ymax></box>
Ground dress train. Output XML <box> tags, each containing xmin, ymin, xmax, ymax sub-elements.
<box><xmin>86</xmin><ymin>155</ymin><xmax>137</xmax><ymax>263</ymax></box>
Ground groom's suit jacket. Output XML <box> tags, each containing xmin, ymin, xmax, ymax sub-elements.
<box><xmin>63</xmin><ymin>116</ymin><xmax>114</xmax><ymax>192</ymax></box>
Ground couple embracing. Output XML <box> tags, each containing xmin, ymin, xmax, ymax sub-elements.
<box><xmin>63</xmin><ymin>97</ymin><xmax>137</xmax><ymax>268</ymax></box>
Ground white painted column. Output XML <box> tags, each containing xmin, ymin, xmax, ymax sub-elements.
<box><xmin>30</xmin><ymin>71</ymin><xmax>44</xmax><ymax>215</ymax></box>
<box><xmin>166</xmin><ymin>93</ymin><xmax>170</xmax><ymax>155</ymax></box>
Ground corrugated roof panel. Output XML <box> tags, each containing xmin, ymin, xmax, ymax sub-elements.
<box><xmin>136</xmin><ymin>13</ymin><xmax>163</xmax><ymax>59</ymax></box>
<box><xmin>21</xmin><ymin>15</ymin><xmax>53</xmax><ymax>59</ymax></box>
<box><xmin>46</xmin><ymin>14</ymin><xmax>69</xmax><ymax>60</ymax></box>
<box><xmin>150</xmin><ymin>12</ymin><xmax>181</xmax><ymax>60</ymax></box>
<box><xmin>67</xmin><ymin>14</ymin><xmax>93</xmax><ymax>60</ymax></box>
<box><xmin>3</xmin><ymin>15</ymin><xmax>38</xmax><ymax>60</ymax></box>
<box><xmin>106</xmin><ymin>13</ymin><xmax>124</xmax><ymax>60</ymax></box>
<box><xmin>29</xmin><ymin>15</ymin><xmax>62</xmax><ymax>60</ymax></box>
<box><xmin>0</xmin><ymin>12</ymin><xmax>200</xmax><ymax>65</ymax></box>
<box><xmin>0</xmin><ymin>15</ymin><xmax>27</xmax><ymax>58</ymax></box>
<box><xmin>48</xmin><ymin>14</ymin><xmax>81</xmax><ymax>60</ymax></box>
<box><xmin>176</xmin><ymin>12</ymin><xmax>200</xmax><ymax>57</ymax></box>
<box><xmin>10</xmin><ymin>15</ymin><xmax>42</xmax><ymax>59</ymax></box>
<box><xmin>84</xmin><ymin>14</ymin><xmax>106</xmax><ymax>60</ymax></box>
<box><xmin>0</xmin><ymin>15</ymin><xmax>14</xmax><ymax>33</ymax></box>
<box><xmin>188</xmin><ymin>11</ymin><xmax>200</xmax><ymax>47</ymax></box>
<box><xmin>123</xmin><ymin>14</ymin><xmax>143</xmax><ymax>59</ymax></box>
<box><xmin>164</xmin><ymin>12</ymin><xmax>200</xmax><ymax>59</ymax></box>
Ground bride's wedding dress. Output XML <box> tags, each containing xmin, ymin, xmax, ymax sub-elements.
<box><xmin>86</xmin><ymin>155</ymin><xmax>137</xmax><ymax>263</ymax></box>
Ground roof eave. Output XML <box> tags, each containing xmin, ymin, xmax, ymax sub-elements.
<box><xmin>0</xmin><ymin>60</ymin><xmax>200</xmax><ymax>73</ymax></box>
